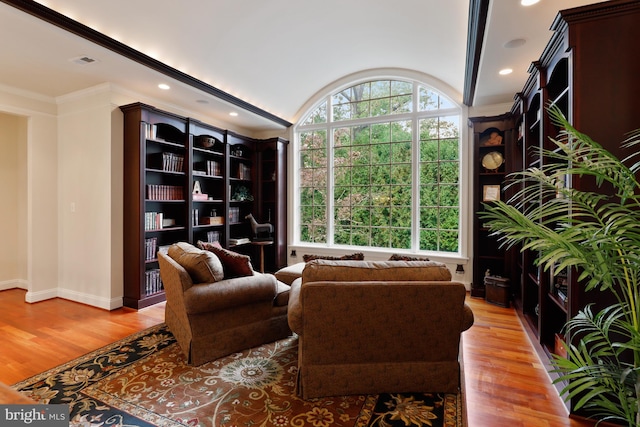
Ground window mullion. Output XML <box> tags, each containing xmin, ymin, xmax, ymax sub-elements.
<box><xmin>327</xmin><ymin>123</ymin><xmax>335</xmax><ymax>246</ymax></box>
<box><xmin>411</xmin><ymin>86</ymin><xmax>420</xmax><ymax>252</ymax></box>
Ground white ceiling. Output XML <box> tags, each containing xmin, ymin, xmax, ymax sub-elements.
<box><xmin>0</xmin><ymin>0</ymin><xmax>603</xmax><ymax>133</ymax></box>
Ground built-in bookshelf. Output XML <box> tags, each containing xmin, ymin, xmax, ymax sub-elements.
<box><xmin>188</xmin><ymin>119</ymin><xmax>227</xmax><ymax>247</ymax></box>
<box><xmin>121</xmin><ymin>103</ymin><xmax>289</xmax><ymax>309</ymax></box>
<box><xmin>468</xmin><ymin>114</ymin><xmax>519</xmax><ymax>300</ymax></box>
<box><xmin>507</xmin><ymin>0</ymin><xmax>640</xmax><ymax>417</ymax></box>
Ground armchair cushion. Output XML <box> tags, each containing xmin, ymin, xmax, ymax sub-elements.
<box><xmin>274</xmin><ymin>262</ymin><xmax>305</xmax><ymax>285</ymax></box>
<box><xmin>274</xmin><ymin>280</ymin><xmax>291</xmax><ymax>307</ymax></box>
<box><xmin>183</xmin><ymin>273</ymin><xmax>277</xmax><ymax>314</ymax></box>
<box><xmin>168</xmin><ymin>242</ymin><xmax>224</xmax><ymax>284</ymax></box>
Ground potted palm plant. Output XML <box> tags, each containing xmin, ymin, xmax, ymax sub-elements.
<box><xmin>479</xmin><ymin>105</ymin><xmax>640</xmax><ymax>426</ymax></box>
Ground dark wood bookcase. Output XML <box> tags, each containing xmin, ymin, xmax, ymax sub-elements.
<box><xmin>469</xmin><ymin>114</ymin><xmax>519</xmax><ymax>300</ymax></box>
<box><xmin>508</xmin><ymin>0</ymin><xmax>640</xmax><ymax>416</ymax></box>
<box><xmin>256</xmin><ymin>137</ymin><xmax>288</xmax><ymax>271</ymax></box>
<box><xmin>121</xmin><ymin>103</ymin><xmax>288</xmax><ymax>308</ymax></box>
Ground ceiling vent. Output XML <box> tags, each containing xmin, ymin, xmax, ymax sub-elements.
<box><xmin>70</xmin><ymin>55</ymin><xmax>98</xmax><ymax>65</ymax></box>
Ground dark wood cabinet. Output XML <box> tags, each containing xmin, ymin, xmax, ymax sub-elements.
<box><xmin>121</xmin><ymin>103</ymin><xmax>289</xmax><ymax>308</ymax></box>
<box><xmin>508</xmin><ymin>0</ymin><xmax>640</xmax><ymax>416</ymax></box>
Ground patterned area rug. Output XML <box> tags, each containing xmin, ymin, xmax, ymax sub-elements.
<box><xmin>13</xmin><ymin>324</ymin><xmax>464</xmax><ymax>427</ymax></box>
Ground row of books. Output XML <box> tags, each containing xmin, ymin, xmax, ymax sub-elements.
<box><xmin>145</xmin><ymin>269</ymin><xmax>163</xmax><ymax>296</ymax></box>
<box><xmin>191</xmin><ymin>209</ymin><xmax>200</xmax><ymax>227</ymax></box>
<box><xmin>146</xmin><ymin>184</ymin><xmax>184</xmax><ymax>201</ymax></box>
<box><xmin>148</xmin><ymin>152</ymin><xmax>184</xmax><ymax>173</ymax></box>
<box><xmin>144</xmin><ymin>212</ymin><xmax>174</xmax><ymax>230</ymax></box>
<box><xmin>144</xmin><ymin>237</ymin><xmax>157</xmax><ymax>261</ymax></box>
<box><xmin>144</xmin><ymin>122</ymin><xmax>158</xmax><ymax>140</ymax></box>
<box><xmin>194</xmin><ymin>160</ymin><xmax>221</xmax><ymax>177</ymax></box>
<box><xmin>229</xmin><ymin>207</ymin><xmax>241</xmax><ymax>223</ymax></box>
<box><xmin>237</xmin><ymin>163</ymin><xmax>251</xmax><ymax>180</ymax></box>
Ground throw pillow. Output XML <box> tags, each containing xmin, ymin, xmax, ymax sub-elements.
<box><xmin>199</xmin><ymin>241</ymin><xmax>254</xmax><ymax>278</ymax></box>
<box><xmin>388</xmin><ymin>253</ymin><xmax>430</xmax><ymax>261</ymax></box>
<box><xmin>167</xmin><ymin>242</ymin><xmax>224</xmax><ymax>283</ymax></box>
<box><xmin>197</xmin><ymin>240</ymin><xmax>222</xmax><ymax>250</ymax></box>
<box><xmin>302</xmin><ymin>252</ymin><xmax>364</xmax><ymax>263</ymax></box>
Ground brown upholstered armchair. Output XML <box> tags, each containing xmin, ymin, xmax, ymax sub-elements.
<box><xmin>288</xmin><ymin>259</ymin><xmax>474</xmax><ymax>399</ymax></box>
<box><xmin>158</xmin><ymin>242</ymin><xmax>291</xmax><ymax>365</ymax></box>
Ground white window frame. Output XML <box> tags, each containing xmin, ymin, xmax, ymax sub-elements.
<box><xmin>290</xmin><ymin>71</ymin><xmax>470</xmax><ymax>260</ymax></box>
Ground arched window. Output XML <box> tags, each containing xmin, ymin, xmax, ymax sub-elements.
<box><xmin>295</xmin><ymin>77</ymin><xmax>462</xmax><ymax>254</ymax></box>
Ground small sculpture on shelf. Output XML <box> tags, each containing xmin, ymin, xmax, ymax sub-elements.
<box><xmin>246</xmin><ymin>213</ymin><xmax>273</xmax><ymax>240</ymax></box>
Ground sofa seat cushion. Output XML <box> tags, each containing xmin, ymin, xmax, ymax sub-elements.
<box><xmin>274</xmin><ymin>262</ymin><xmax>306</xmax><ymax>285</ymax></box>
<box><xmin>302</xmin><ymin>260</ymin><xmax>452</xmax><ymax>283</ymax></box>
<box><xmin>168</xmin><ymin>242</ymin><xmax>224</xmax><ymax>284</ymax></box>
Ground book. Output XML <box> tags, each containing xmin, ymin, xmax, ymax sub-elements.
<box><xmin>229</xmin><ymin>237</ymin><xmax>251</xmax><ymax>246</ymax></box>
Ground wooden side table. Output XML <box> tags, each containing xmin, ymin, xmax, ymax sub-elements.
<box><xmin>251</xmin><ymin>240</ymin><xmax>273</xmax><ymax>273</ymax></box>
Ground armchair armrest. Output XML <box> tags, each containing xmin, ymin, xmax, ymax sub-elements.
<box><xmin>184</xmin><ymin>273</ymin><xmax>277</xmax><ymax>315</ymax></box>
<box><xmin>287</xmin><ymin>278</ymin><xmax>303</xmax><ymax>333</ymax></box>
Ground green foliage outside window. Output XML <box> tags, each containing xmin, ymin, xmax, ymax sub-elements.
<box><xmin>298</xmin><ymin>80</ymin><xmax>460</xmax><ymax>253</ymax></box>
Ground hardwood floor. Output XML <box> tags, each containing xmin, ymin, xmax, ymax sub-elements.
<box><xmin>463</xmin><ymin>297</ymin><xmax>592</xmax><ymax>426</ymax></box>
<box><xmin>0</xmin><ymin>289</ymin><xmax>164</xmax><ymax>385</ymax></box>
<box><xmin>0</xmin><ymin>288</ymin><xmax>595</xmax><ymax>426</ymax></box>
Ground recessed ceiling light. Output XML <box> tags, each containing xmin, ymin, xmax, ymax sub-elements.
<box><xmin>499</xmin><ymin>68</ymin><xmax>513</xmax><ymax>75</ymax></box>
<box><xmin>229</xmin><ymin>112</ymin><xmax>238</xmax><ymax>117</ymax></box>
<box><xmin>196</xmin><ymin>99</ymin><xmax>209</xmax><ymax>104</ymax></box>
<box><xmin>521</xmin><ymin>0</ymin><xmax>540</xmax><ymax>6</ymax></box>
<box><xmin>158</xmin><ymin>83</ymin><xmax>170</xmax><ymax>90</ymax></box>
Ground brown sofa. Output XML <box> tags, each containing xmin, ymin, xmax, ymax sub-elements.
<box><xmin>288</xmin><ymin>259</ymin><xmax>474</xmax><ymax>399</ymax></box>
<box><xmin>158</xmin><ymin>242</ymin><xmax>291</xmax><ymax>365</ymax></box>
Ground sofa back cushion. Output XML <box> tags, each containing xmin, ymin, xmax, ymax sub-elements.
<box><xmin>167</xmin><ymin>242</ymin><xmax>224</xmax><ymax>283</ymax></box>
<box><xmin>302</xmin><ymin>259</ymin><xmax>452</xmax><ymax>283</ymax></box>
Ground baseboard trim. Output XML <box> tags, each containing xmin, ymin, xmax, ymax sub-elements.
<box><xmin>0</xmin><ymin>279</ymin><xmax>28</xmax><ymax>292</ymax></box>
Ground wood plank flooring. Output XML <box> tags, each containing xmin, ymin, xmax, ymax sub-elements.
<box><xmin>0</xmin><ymin>289</ymin><xmax>596</xmax><ymax>426</ymax></box>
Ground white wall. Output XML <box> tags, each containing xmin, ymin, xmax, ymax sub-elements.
<box><xmin>0</xmin><ymin>112</ymin><xmax>27</xmax><ymax>290</ymax></box>
<box><xmin>56</xmin><ymin>85</ymin><xmax>123</xmax><ymax>309</ymax></box>
<box><xmin>0</xmin><ymin>86</ymin><xmax>60</xmax><ymax>302</ymax></box>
